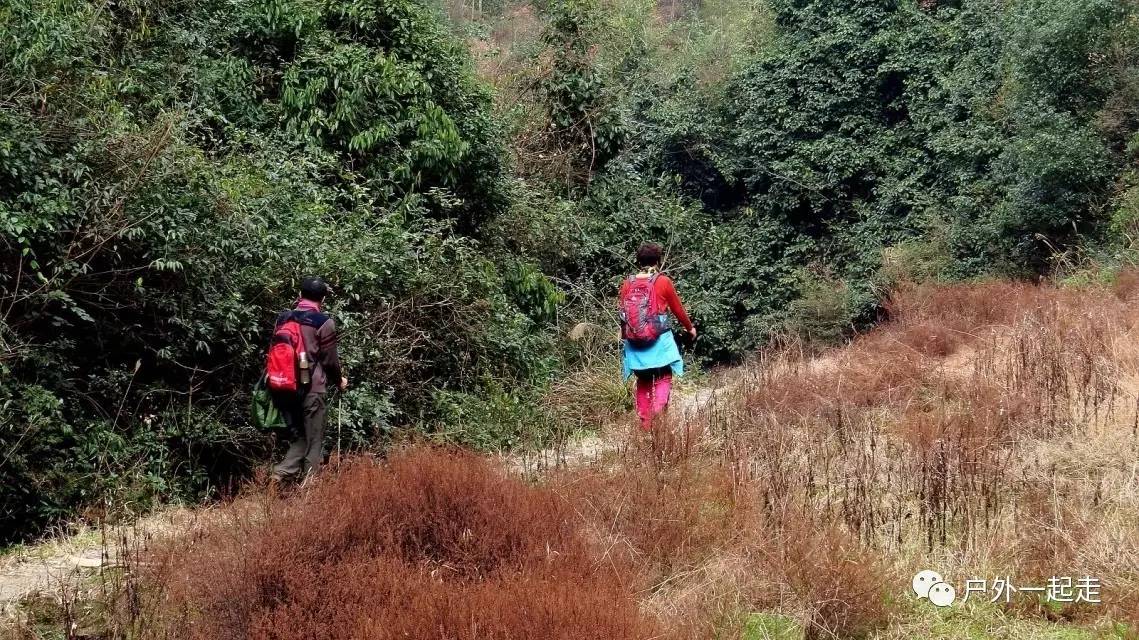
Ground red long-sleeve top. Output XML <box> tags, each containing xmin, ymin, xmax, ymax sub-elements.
<box><xmin>619</xmin><ymin>274</ymin><xmax>694</xmax><ymax>332</ymax></box>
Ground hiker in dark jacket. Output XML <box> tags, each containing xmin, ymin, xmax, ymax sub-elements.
<box><xmin>270</xmin><ymin>276</ymin><xmax>347</xmax><ymax>483</ymax></box>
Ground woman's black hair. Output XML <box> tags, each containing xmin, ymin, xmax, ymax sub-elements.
<box><xmin>635</xmin><ymin>242</ymin><xmax>663</xmax><ymax>268</ymax></box>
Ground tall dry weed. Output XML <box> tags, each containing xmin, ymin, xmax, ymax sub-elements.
<box><xmin>676</xmin><ymin>276</ymin><xmax>1139</xmax><ymax>631</ymax></box>
<box><xmin>146</xmin><ymin>449</ymin><xmax>659</xmax><ymax>640</ymax></box>
<box><xmin>555</xmin><ymin>449</ymin><xmax>893</xmax><ymax>639</ymax></box>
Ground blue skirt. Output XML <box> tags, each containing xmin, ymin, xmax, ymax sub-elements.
<box><xmin>622</xmin><ymin>331</ymin><xmax>684</xmax><ymax>381</ymax></box>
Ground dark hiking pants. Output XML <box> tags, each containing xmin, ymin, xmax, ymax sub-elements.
<box><xmin>271</xmin><ymin>391</ymin><xmax>327</xmax><ymax>481</ymax></box>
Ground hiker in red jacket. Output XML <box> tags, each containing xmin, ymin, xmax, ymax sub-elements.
<box><xmin>269</xmin><ymin>277</ymin><xmax>347</xmax><ymax>484</ymax></box>
<box><xmin>618</xmin><ymin>243</ymin><xmax>696</xmax><ymax>430</ymax></box>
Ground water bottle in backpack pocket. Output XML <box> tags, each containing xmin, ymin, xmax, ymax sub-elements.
<box><xmin>298</xmin><ymin>350</ymin><xmax>311</xmax><ymax>386</ymax></box>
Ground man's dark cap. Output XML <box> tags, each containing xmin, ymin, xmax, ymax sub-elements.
<box><xmin>300</xmin><ymin>276</ymin><xmax>329</xmax><ymax>302</ymax></box>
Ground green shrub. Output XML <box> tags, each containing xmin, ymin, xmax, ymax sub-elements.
<box><xmin>432</xmin><ymin>380</ymin><xmax>557</xmax><ymax>450</ymax></box>
<box><xmin>0</xmin><ymin>0</ymin><xmax>554</xmax><ymax>543</ymax></box>
<box><xmin>562</xmin><ymin>0</ymin><xmax>1139</xmax><ymax>357</ymax></box>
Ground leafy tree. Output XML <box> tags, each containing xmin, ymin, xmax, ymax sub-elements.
<box><xmin>0</xmin><ymin>0</ymin><xmax>554</xmax><ymax>543</ymax></box>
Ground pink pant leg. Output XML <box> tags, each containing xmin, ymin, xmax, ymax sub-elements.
<box><xmin>652</xmin><ymin>372</ymin><xmax>672</xmax><ymax>416</ymax></box>
<box><xmin>635</xmin><ymin>370</ymin><xmax>672</xmax><ymax>431</ymax></box>
<box><xmin>635</xmin><ymin>375</ymin><xmax>654</xmax><ymax>430</ymax></box>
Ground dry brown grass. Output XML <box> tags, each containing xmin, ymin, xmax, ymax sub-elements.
<box><xmin>544</xmin><ymin>275</ymin><xmax>1139</xmax><ymax>637</ymax></box>
<box><xmin>551</xmin><ymin>449</ymin><xmax>893</xmax><ymax>639</ymax></box>
<box><xmin>681</xmin><ymin>277</ymin><xmax>1139</xmax><ymax>634</ymax></box>
<box><xmin>139</xmin><ymin>449</ymin><xmax>659</xmax><ymax>640</ymax></box>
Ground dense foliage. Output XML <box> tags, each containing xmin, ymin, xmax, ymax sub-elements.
<box><xmin>0</xmin><ymin>0</ymin><xmax>558</xmax><ymax>542</ymax></box>
<box><xmin>487</xmin><ymin>0</ymin><xmax>1139</xmax><ymax>356</ymax></box>
<box><xmin>3</xmin><ymin>0</ymin><xmax>1138</xmax><ymax>541</ymax></box>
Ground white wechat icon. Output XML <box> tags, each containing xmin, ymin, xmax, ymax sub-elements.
<box><xmin>928</xmin><ymin>582</ymin><xmax>956</xmax><ymax>607</ymax></box>
<box><xmin>912</xmin><ymin>569</ymin><xmax>944</xmax><ymax>598</ymax></box>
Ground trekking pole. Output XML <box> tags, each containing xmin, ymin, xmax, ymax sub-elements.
<box><xmin>337</xmin><ymin>395</ymin><xmax>343</xmax><ymax>470</ymax></box>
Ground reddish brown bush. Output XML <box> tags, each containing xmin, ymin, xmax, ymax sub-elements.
<box><xmin>555</xmin><ymin>455</ymin><xmax>894</xmax><ymax>640</ymax></box>
<box><xmin>1112</xmin><ymin>269</ymin><xmax>1139</xmax><ymax>301</ymax></box>
<box><xmin>150</xmin><ymin>449</ymin><xmax>659</xmax><ymax>640</ymax></box>
<box><xmin>775</xmin><ymin>518</ymin><xmax>893</xmax><ymax>640</ymax></box>
<box><xmin>558</xmin><ymin>462</ymin><xmax>746</xmax><ymax>579</ymax></box>
<box><xmin>884</xmin><ymin>280</ymin><xmax>1043</xmax><ymax>334</ymax></box>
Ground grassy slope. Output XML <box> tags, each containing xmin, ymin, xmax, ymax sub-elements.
<box><xmin>556</xmin><ymin>276</ymin><xmax>1139</xmax><ymax>638</ymax></box>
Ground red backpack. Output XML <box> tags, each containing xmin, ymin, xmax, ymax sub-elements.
<box><xmin>266</xmin><ymin>314</ymin><xmax>306</xmax><ymax>393</ymax></box>
<box><xmin>619</xmin><ymin>274</ymin><xmax>670</xmax><ymax>347</ymax></box>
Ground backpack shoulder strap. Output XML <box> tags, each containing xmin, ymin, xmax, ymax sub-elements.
<box><xmin>293</xmin><ymin>310</ymin><xmax>329</xmax><ymax>328</ymax></box>
<box><xmin>620</xmin><ymin>275</ymin><xmax>635</xmax><ymax>297</ymax></box>
<box><xmin>290</xmin><ymin>310</ymin><xmax>331</xmax><ymax>356</ymax></box>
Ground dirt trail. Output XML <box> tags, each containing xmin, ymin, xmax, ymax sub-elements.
<box><xmin>0</xmin><ymin>509</ymin><xmax>197</xmax><ymax>614</ymax></box>
<box><xmin>506</xmin><ymin>368</ymin><xmax>747</xmax><ymax>475</ymax></box>
<box><xmin>0</xmin><ymin>547</ymin><xmax>105</xmax><ymax>611</ymax></box>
